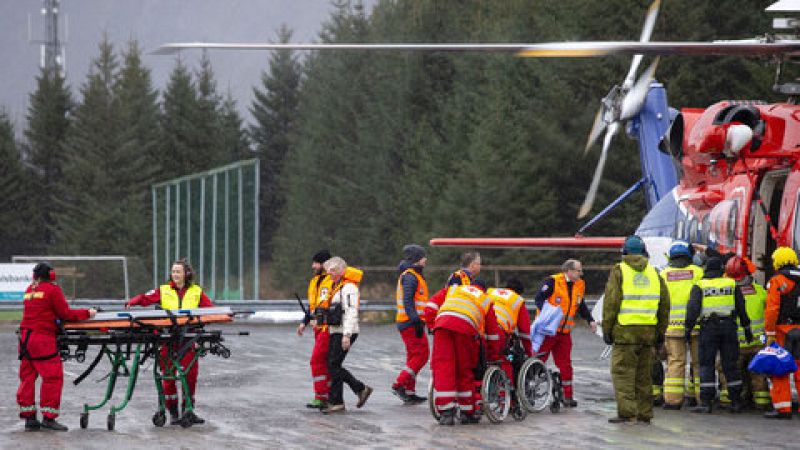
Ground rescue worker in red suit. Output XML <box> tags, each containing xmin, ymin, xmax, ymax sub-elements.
<box><xmin>445</xmin><ymin>252</ymin><xmax>481</xmax><ymax>286</ymax></box>
<box><xmin>533</xmin><ymin>259</ymin><xmax>597</xmax><ymax>407</ymax></box>
<box><xmin>431</xmin><ymin>280</ymin><xmax>502</xmax><ymax>425</ymax></box>
<box><xmin>296</xmin><ymin>250</ymin><xmax>333</xmax><ymax>409</ymax></box>
<box><xmin>392</xmin><ymin>244</ymin><xmax>429</xmax><ymax>404</ymax></box>
<box><xmin>763</xmin><ymin>247</ymin><xmax>800</xmax><ymax>419</ymax></box>
<box><xmin>125</xmin><ymin>259</ymin><xmax>214</xmax><ymax>425</ymax></box>
<box><xmin>488</xmin><ymin>277</ymin><xmax>532</xmax><ymax>381</ymax></box>
<box><xmin>17</xmin><ymin>262</ymin><xmax>96</xmax><ymax>431</ymax></box>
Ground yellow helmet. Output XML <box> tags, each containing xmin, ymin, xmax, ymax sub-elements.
<box><xmin>772</xmin><ymin>247</ymin><xmax>799</xmax><ymax>271</ymax></box>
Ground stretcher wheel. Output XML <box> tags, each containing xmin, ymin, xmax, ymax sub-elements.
<box><xmin>427</xmin><ymin>378</ymin><xmax>441</xmax><ymax>421</ymax></box>
<box><xmin>516</xmin><ymin>358</ymin><xmax>552</xmax><ymax>413</ymax></box>
<box><xmin>481</xmin><ymin>365</ymin><xmax>511</xmax><ymax>423</ymax></box>
<box><xmin>107</xmin><ymin>413</ymin><xmax>115</xmax><ymax>431</ymax></box>
<box><xmin>79</xmin><ymin>412</ymin><xmax>88</xmax><ymax>429</ymax></box>
<box><xmin>152</xmin><ymin>410</ymin><xmax>166</xmax><ymax>427</ymax></box>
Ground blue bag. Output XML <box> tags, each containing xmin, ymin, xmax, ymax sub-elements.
<box><xmin>748</xmin><ymin>342</ymin><xmax>799</xmax><ymax>376</ymax></box>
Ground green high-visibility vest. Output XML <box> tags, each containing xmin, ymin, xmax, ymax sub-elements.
<box><xmin>661</xmin><ymin>265</ymin><xmax>704</xmax><ymax>332</ymax></box>
<box><xmin>619</xmin><ymin>262</ymin><xmax>661</xmax><ymax>325</ymax></box>
<box><xmin>738</xmin><ymin>282</ymin><xmax>766</xmax><ymax>346</ymax></box>
<box><xmin>697</xmin><ymin>277</ymin><xmax>735</xmax><ymax>318</ymax></box>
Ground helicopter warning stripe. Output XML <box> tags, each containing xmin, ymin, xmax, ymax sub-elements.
<box><xmin>428</xmin><ymin>237</ymin><xmax>625</xmax><ymax>251</ymax></box>
<box><xmin>153</xmin><ymin>40</ymin><xmax>800</xmax><ymax>57</ymax></box>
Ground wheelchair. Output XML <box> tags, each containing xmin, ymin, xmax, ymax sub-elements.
<box><xmin>506</xmin><ymin>334</ymin><xmax>553</xmax><ymax>415</ymax></box>
<box><xmin>428</xmin><ymin>337</ymin><xmax>512</xmax><ymax>423</ymax></box>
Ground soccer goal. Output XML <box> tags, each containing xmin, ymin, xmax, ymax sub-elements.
<box><xmin>11</xmin><ymin>255</ymin><xmax>130</xmax><ymax>300</ymax></box>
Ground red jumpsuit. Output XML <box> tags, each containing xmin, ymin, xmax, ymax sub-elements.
<box><xmin>430</xmin><ymin>286</ymin><xmax>502</xmax><ymax>416</ymax></box>
<box><xmin>17</xmin><ymin>281</ymin><xmax>91</xmax><ymax>419</ymax></box>
<box><xmin>764</xmin><ymin>272</ymin><xmax>800</xmax><ymax>413</ymax></box>
<box><xmin>127</xmin><ymin>282</ymin><xmax>214</xmax><ymax>411</ymax></box>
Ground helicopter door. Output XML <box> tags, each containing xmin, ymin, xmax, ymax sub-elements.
<box><xmin>750</xmin><ymin>169</ymin><xmax>789</xmax><ymax>284</ymax></box>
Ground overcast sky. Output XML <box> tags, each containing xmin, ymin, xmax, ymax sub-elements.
<box><xmin>0</xmin><ymin>0</ymin><xmax>376</xmax><ymax>137</ymax></box>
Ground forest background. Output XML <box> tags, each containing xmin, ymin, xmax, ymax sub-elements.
<box><xmin>0</xmin><ymin>0</ymin><xmax>777</xmax><ymax>299</ymax></box>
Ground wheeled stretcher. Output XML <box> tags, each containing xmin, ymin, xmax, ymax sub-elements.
<box><xmin>58</xmin><ymin>307</ymin><xmax>245</xmax><ymax>430</ymax></box>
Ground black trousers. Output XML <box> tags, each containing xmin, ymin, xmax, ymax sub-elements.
<box><xmin>698</xmin><ymin>318</ymin><xmax>741</xmax><ymax>405</ymax></box>
<box><xmin>328</xmin><ymin>333</ymin><xmax>365</xmax><ymax>405</ymax></box>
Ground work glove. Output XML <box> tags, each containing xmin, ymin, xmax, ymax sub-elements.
<box><xmin>603</xmin><ymin>332</ymin><xmax>613</xmax><ymax>346</ymax></box>
<box><xmin>744</xmin><ymin>327</ymin><xmax>754</xmax><ymax>344</ymax></box>
<box><xmin>412</xmin><ymin>317</ymin><xmax>424</xmax><ymax>338</ymax></box>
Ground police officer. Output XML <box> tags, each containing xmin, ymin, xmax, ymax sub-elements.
<box><xmin>684</xmin><ymin>256</ymin><xmax>752</xmax><ymax>413</ymax></box>
<box><xmin>725</xmin><ymin>256</ymin><xmax>769</xmax><ymax>411</ymax></box>
<box><xmin>603</xmin><ymin>235</ymin><xmax>670</xmax><ymax>424</ymax></box>
<box><xmin>660</xmin><ymin>240</ymin><xmax>704</xmax><ymax>409</ymax></box>
<box><xmin>763</xmin><ymin>247</ymin><xmax>800</xmax><ymax>419</ymax></box>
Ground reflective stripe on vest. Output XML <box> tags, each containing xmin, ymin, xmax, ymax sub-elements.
<box><xmin>697</xmin><ymin>277</ymin><xmax>736</xmax><ymax>318</ymax></box>
<box><xmin>160</xmin><ymin>284</ymin><xmax>202</xmax><ymax>310</ymax></box>
<box><xmin>488</xmin><ymin>288</ymin><xmax>524</xmax><ymax>333</ymax></box>
<box><xmin>547</xmin><ymin>273</ymin><xmax>586</xmax><ymax>334</ymax></box>
<box><xmin>738</xmin><ymin>282</ymin><xmax>766</xmax><ymax>345</ymax></box>
<box><xmin>661</xmin><ymin>265</ymin><xmax>703</xmax><ymax>332</ymax></box>
<box><xmin>438</xmin><ymin>285</ymin><xmax>491</xmax><ymax>333</ymax></box>
<box><xmin>396</xmin><ymin>269</ymin><xmax>429</xmax><ymax>323</ymax></box>
<box><xmin>618</xmin><ymin>263</ymin><xmax>660</xmax><ymax>325</ymax></box>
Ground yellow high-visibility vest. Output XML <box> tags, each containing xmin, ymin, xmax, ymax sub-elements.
<box><xmin>159</xmin><ymin>284</ymin><xmax>202</xmax><ymax>310</ymax></box>
<box><xmin>618</xmin><ymin>263</ymin><xmax>661</xmax><ymax>325</ymax></box>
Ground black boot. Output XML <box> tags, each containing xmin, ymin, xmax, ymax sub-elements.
<box><xmin>690</xmin><ymin>403</ymin><xmax>712</xmax><ymax>414</ymax></box>
<box><xmin>184</xmin><ymin>411</ymin><xmax>205</xmax><ymax>425</ymax></box>
<box><xmin>24</xmin><ymin>416</ymin><xmax>40</xmax><ymax>431</ymax></box>
<box><xmin>764</xmin><ymin>410</ymin><xmax>792</xmax><ymax>420</ymax></box>
<box><xmin>40</xmin><ymin>417</ymin><xmax>68</xmax><ymax>431</ymax></box>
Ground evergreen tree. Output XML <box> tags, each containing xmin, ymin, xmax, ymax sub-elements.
<box><xmin>0</xmin><ymin>110</ymin><xmax>34</xmax><ymax>259</ymax></box>
<box><xmin>219</xmin><ymin>92</ymin><xmax>251</xmax><ymax>162</ymax></box>
<box><xmin>250</xmin><ymin>24</ymin><xmax>301</xmax><ymax>261</ymax></box>
<box><xmin>160</xmin><ymin>59</ymin><xmax>200</xmax><ymax>177</ymax></box>
<box><xmin>24</xmin><ymin>67</ymin><xmax>72</xmax><ymax>250</ymax></box>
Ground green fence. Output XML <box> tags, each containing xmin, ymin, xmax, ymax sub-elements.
<box><xmin>152</xmin><ymin>159</ymin><xmax>259</xmax><ymax>300</ymax></box>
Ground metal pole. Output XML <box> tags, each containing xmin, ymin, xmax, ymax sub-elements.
<box><xmin>175</xmin><ymin>182</ymin><xmax>181</xmax><ymax>260</ymax></box>
<box><xmin>152</xmin><ymin>185</ymin><xmax>157</xmax><ymax>288</ymax></box>
<box><xmin>123</xmin><ymin>256</ymin><xmax>129</xmax><ymax>300</ymax></box>
<box><xmin>238</xmin><ymin>165</ymin><xmax>244</xmax><ymax>300</ymax></box>
<box><xmin>165</xmin><ymin>186</ymin><xmax>171</xmax><ymax>282</ymax></box>
<box><xmin>211</xmin><ymin>174</ymin><xmax>217</xmax><ymax>298</ymax></box>
<box><xmin>186</xmin><ymin>180</ymin><xmax>191</xmax><ymax>263</ymax></box>
<box><xmin>253</xmin><ymin>160</ymin><xmax>259</xmax><ymax>300</ymax></box>
<box><xmin>199</xmin><ymin>177</ymin><xmax>205</xmax><ymax>287</ymax></box>
<box><xmin>224</xmin><ymin>171</ymin><xmax>230</xmax><ymax>300</ymax></box>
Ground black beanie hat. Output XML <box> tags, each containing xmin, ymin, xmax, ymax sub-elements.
<box><xmin>705</xmin><ymin>256</ymin><xmax>724</xmax><ymax>272</ymax></box>
<box><xmin>402</xmin><ymin>244</ymin><xmax>426</xmax><ymax>264</ymax></box>
<box><xmin>312</xmin><ymin>250</ymin><xmax>332</xmax><ymax>264</ymax></box>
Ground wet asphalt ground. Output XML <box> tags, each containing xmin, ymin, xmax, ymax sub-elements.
<box><xmin>1</xmin><ymin>322</ymin><xmax>799</xmax><ymax>449</ymax></box>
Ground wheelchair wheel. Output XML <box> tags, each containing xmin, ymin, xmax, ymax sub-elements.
<box><xmin>516</xmin><ymin>358</ymin><xmax>552</xmax><ymax>413</ymax></box>
<box><xmin>481</xmin><ymin>365</ymin><xmax>511</xmax><ymax>423</ymax></box>
<box><xmin>428</xmin><ymin>377</ymin><xmax>441</xmax><ymax>421</ymax></box>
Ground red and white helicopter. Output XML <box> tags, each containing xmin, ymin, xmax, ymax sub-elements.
<box><xmin>156</xmin><ymin>0</ymin><xmax>800</xmax><ymax>283</ymax></box>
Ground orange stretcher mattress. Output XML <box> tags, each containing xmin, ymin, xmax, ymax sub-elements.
<box><xmin>64</xmin><ymin>314</ymin><xmax>233</xmax><ymax>330</ymax></box>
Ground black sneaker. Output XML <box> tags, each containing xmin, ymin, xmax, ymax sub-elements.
<box><xmin>690</xmin><ymin>405</ymin><xmax>712</xmax><ymax>414</ymax></box>
<box><xmin>24</xmin><ymin>417</ymin><xmax>40</xmax><ymax>431</ymax></box>
<box><xmin>356</xmin><ymin>386</ymin><xmax>373</xmax><ymax>409</ymax></box>
<box><xmin>407</xmin><ymin>394</ymin><xmax>427</xmax><ymax>405</ymax></box>
<box><xmin>184</xmin><ymin>411</ymin><xmax>205</xmax><ymax>424</ymax></box>
<box><xmin>392</xmin><ymin>385</ymin><xmax>411</xmax><ymax>403</ymax></box>
<box><xmin>564</xmin><ymin>398</ymin><xmax>578</xmax><ymax>408</ymax></box>
<box><xmin>40</xmin><ymin>417</ymin><xmax>68</xmax><ymax>431</ymax></box>
<box><xmin>608</xmin><ymin>416</ymin><xmax>635</xmax><ymax>424</ymax></box>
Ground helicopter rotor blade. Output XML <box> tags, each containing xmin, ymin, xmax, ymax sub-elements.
<box><xmin>620</xmin><ymin>57</ymin><xmax>660</xmax><ymax>120</ymax></box>
<box><xmin>624</xmin><ymin>0</ymin><xmax>661</xmax><ymax>87</ymax></box>
<box><xmin>585</xmin><ymin>107</ymin><xmax>607</xmax><ymax>154</ymax></box>
<box><xmin>579</xmin><ymin>122</ymin><xmax>618</xmax><ymax>219</ymax></box>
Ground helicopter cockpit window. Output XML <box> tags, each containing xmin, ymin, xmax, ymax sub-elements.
<box><xmin>709</xmin><ymin>200</ymin><xmax>738</xmax><ymax>248</ymax></box>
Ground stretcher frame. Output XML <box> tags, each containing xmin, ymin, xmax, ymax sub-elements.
<box><xmin>58</xmin><ymin>307</ymin><xmax>240</xmax><ymax>430</ymax></box>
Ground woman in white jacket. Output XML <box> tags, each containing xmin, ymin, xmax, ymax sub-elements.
<box><xmin>322</xmin><ymin>257</ymin><xmax>373</xmax><ymax>413</ymax></box>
